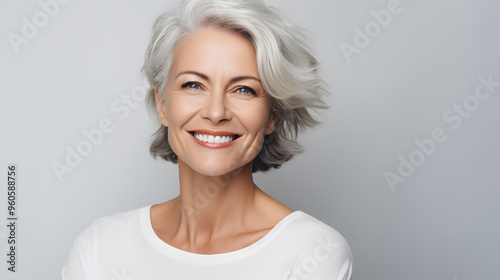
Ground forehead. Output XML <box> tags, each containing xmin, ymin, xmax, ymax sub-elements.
<box><xmin>169</xmin><ymin>28</ymin><xmax>259</xmax><ymax>78</ymax></box>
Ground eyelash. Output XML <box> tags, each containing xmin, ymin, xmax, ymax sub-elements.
<box><xmin>181</xmin><ymin>82</ymin><xmax>202</xmax><ymax>89</ymax></box>
<box><xmin>235</xmin><ymin>86</ymin><xmax>257</xmax><ymax>95</ymax></box>
<box><xmin>181</xmin><ymin>82</ymin><xmax>257</xmax><ymax>96</ymax></box>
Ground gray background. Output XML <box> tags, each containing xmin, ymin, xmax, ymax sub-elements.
<box><xmin>1</xmin><ymin>0</ymin><xmax>499</xmax><ymax>279</ymax></box>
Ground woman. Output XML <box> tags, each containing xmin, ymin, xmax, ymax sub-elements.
<box><xmin>63</xmin><ymin>0</ymin><xmax>352</xmax><ymax>279</ymax></box>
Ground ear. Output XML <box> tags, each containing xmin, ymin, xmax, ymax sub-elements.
<box><xmin>155</xmin><ymin>87</ymin><xmax>168</xmax><ymax>127</ymax></box>
<box><xmin>264</xmin><ymin>111</ymin><xmax>278</xmax><ymax>135</ymax></box>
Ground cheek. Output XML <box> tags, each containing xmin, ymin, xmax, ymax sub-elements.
<box><xmin>165</xmin><ymin>95</ymin><xmax>198</xmax><ymax>126</ymax></box>
<box><xmin>164</xmin><ymin>97</ymin><xmax>193</xmax><ymax>152</ymax></box>
<box><xmin>235</xmin><ymin>102</ymin><xmax>272</xmax><ymax>134</ymax></box>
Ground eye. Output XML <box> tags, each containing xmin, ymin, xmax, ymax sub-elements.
<box><xmin>181</xmin><ymin>82</ymin><xmax>202</xmax><ymax>89</ymax></box>
<box><xmin>235</xmin><ymin>86</ymin><xmax>256</xmax><ymax>95</ymax></box>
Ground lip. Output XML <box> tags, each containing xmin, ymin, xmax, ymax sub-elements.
<box><xmin>188</xmin><ymin>129</ymin><xmax>241</xmax><ymax>149</ymax></box>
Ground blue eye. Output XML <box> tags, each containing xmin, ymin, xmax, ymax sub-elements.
<box><xmin>236</xmin><ymin>87</ymin><xmax>256</xmax><ymax>95</ymax></box>
<box><xmin>182</xmin><ymin>82</ymin><xmax>201</xmax><ymax>89</ymax></box>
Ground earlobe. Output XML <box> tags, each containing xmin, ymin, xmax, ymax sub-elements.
<box><xmin>155</xmin><ymin>87</ymin><xmax>168</xmax><ymax>127</ymax></box>
<box><xmin>265</xmin><ymin>112</ymin><xmax>278</xmax><ymax>135</ymax></box>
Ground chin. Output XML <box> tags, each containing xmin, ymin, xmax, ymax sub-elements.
<box><xmin>188</xmin><ymin>160</ymin><xmax>245</xmax><ymax>177</ymax></box>
<box><xmin>192</xmin><ymin>166</ymin><xmax>238</xmax><ymax>177</ymax></box>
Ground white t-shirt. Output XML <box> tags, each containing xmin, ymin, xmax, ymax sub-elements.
<box><xmin>62</xmin><ymin>205</ymin><xmax>352</xmax><ymax>280</ymax></box>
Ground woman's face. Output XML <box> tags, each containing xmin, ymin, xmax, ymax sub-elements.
<box><xmin>156</xmin><ymin>28</ymin><xmax>276</xmax><ymax>176</ymax></box>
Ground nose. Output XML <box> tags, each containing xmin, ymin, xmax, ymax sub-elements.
<box><xmin>200</xmin><ymin>90</ymin><xmax>232</xmax><ymax>123</ymax></box>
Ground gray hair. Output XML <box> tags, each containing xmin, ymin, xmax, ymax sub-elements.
<box><xmin>143</xmin><ymin>0</ymin><xmax>329</xmax><ymax>172</ymax></box>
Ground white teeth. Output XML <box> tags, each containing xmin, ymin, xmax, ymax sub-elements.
<box><xmin>194</xmin><ymin>133</ymin><xmax>235</xmax><ymax>144</ymax></box>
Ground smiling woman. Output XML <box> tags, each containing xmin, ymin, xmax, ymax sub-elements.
<box><xmin>156</xmin><ymin>28</ymin><xmax>275</xmax><ymax>176</ymax></box>
<box><xmin>62</xmin><ymin>0</ymin><xmax>352</xmax><ymax>279</ymax></box>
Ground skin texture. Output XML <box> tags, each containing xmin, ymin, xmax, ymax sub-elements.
<box><xmin>151</xmin><ymin>27</ymin><xmax>294</xmax><ymax>254</ymax></box>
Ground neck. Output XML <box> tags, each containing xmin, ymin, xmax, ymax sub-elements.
<box><xmin>173</xmin><ymin>159</ymin><xmax>259</xmax><ymax>241</ymax></box>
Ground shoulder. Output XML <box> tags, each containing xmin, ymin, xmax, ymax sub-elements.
<box><xmin>73</xmin><ymin>205</ymin><xmax>149</xmax><ymax>245</ymax></box>
<box><xmin>283</xmin><ymin>211</ymin><xmax>351</xmax><ymax>249</ymax></box>
<box><xmin>279</xmin><ymin>211</ymin><xmax>353</xmax><ymax>280</ymax></box>
<box><xmin>92</xmin><ymin>206</ymin><xmax>146</xmax><ymax>229</ymax></box>
<box><xmin>62</xmin><ymin>206</ymin><xmax>150</xmax><ymax>278</ymax></box>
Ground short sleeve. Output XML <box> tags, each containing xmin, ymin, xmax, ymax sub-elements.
<box><xmin>285</xmin><ymin>225</ymin><xmax>353</xmax><ymax>280</ymax></box>
<box><xmin>62</xmin><ymin>224</ymin><xmax>95</xmax><ymax>280</ymax></box>
<box><xmin>316</xmin><ymin>242</ymin><xmax>352</xmax><ymax>280</ymax></box>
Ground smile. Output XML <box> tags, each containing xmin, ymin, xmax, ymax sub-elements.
<box><xmin>194</xmin><ymin>133</ymin><xmax>235</xmax><ymax>143</ymax></box>
<box><xmin>189</xmin><ymin>130</ymin><xmax>241</xmax><ymax>148</ymax></box>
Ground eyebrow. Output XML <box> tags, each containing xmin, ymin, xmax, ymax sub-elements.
<box><xmin>176</xmin><ymin>71</ymin><xmax>209</xmax><ymax>81</ymax></box>
<box><xmin>230</xmin><ymin>76</ymin><xmax>261</xmax><ymax>84</ymax></box>
<box><xmin>176</xmin><ymin>71</ymin><xmax>261</xmax><ymax>83</ymax></box>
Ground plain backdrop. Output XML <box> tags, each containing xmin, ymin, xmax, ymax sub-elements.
<box><xmin>1</xmin><ymin>0</ymin><xmax>499</xmax><ymax>279</ymax></box>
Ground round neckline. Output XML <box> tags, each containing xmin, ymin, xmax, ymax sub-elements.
<box><xmin>139</xmin><ymin>205</ymin><xmax>303</xmax><ymax>265</ymax></box>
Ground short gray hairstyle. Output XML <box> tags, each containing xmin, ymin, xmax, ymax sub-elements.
<box><xmin>143</xmin><ymin>0</ymin><xmax>329</xmax><ymax>172</ymax></box>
